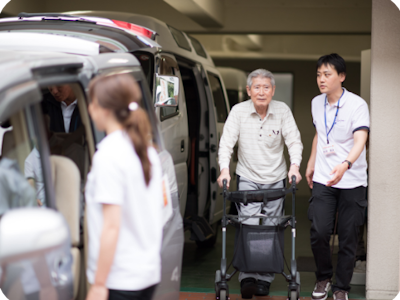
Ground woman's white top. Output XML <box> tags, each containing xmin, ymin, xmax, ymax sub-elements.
<box><xmin>86</xmin><ymin>130</ymin><xmax>163</xmax><ymax>291</ymax></box>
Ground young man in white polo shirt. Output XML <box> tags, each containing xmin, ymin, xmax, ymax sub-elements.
<box><xmin>305</xmin><ymin>54</ymin><xmax>369</xmax><ymax>300</ymax></box>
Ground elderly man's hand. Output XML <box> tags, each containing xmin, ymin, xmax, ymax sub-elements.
<box><xmin>217</xmin><ymin>168</ymin><xmax>231</xmax><ymax>189</ymax></box>
<box><xmin>288</xmin><ymin>164</ymin><xmax>302</xmax><ymax>184</ymax></box>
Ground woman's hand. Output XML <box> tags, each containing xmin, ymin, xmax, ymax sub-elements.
<box><xmin>86</xmin><ymin>284</ymin><xmax>108</xmax><ymax>300</ymax></box>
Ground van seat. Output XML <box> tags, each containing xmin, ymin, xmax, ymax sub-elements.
<box><xmin>50</xmin><ymin>155</ymin><xmax>81</xmax><ymax>299</ymax></box>
<box><xmin>70</xmin><ymin>247</ymin><xmax>80</xmax><ymax>299</ymax></box>
<box><xmin>50</xmin><ymin>155</ymin><xmax>80</xmax><ymax>246</ymax></box>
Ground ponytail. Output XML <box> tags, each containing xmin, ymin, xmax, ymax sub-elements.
<box><xmin>89</xmin><ymin>74</ymin><xmax>154</xmax><ymax>186</ymax></box>
<box><xmin>123</xmin><ymin>108</ymin><xmax>152</xmax><ymax>186</ymax></box>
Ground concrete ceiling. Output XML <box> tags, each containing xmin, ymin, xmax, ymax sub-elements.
<box><xmin>2</xmin><ymin>0</ymin><xmax>372</xmax><ymax>61</ymax></box>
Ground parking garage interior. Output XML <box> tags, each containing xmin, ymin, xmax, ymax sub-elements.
<box><xmin>2</xmin><ymin>1</ymin><xmax>400</xmax><ymax>299</ymax></box>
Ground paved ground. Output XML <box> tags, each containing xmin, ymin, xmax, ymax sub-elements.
<box><xmin>179</xmin><ymin>292</ymin><xmax>360</xmax><ymax>300</ymax></box>
<box><xmin>179</xmin><ymin>292</ymin><xmax>289</xmax><ymax>299</ymax></box>
<box><xmin>180</xmin><ymin>195</ymin><xmax>366</xmax><ymax>300</ymax></box>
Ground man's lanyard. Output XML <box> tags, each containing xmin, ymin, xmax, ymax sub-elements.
<box><xmin>324</xmin><ymin>89</ymin><xmax>344</xmax><ymax>144</ymax></box>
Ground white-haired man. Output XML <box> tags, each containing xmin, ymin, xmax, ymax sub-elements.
<box><xmin>217</xmin><ymin>69</ymin><xmax>303</xmax><ymax>299</ymax></box>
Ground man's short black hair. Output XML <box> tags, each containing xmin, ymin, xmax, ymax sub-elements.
<box><xmin>316</xmin><ymin>53</ymin><xmax>346</xmax><ymax>75</ymax></box>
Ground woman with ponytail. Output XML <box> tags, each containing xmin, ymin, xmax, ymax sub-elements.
<box><xmin>85</xmin><ymin>74</ymin><xmax>163</xmax><ymax>300</ymax></box>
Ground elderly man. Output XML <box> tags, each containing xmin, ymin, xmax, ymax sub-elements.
<box><xmin>217</xmin><ymin>69</ymin><xmax>303</xmax><ymax>299</ymax></box>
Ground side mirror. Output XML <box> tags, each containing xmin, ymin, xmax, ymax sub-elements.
<box><xmin>154</xmin><ymin>74</ymin><xmax>179</xmax><ymax>107</ymax></box>
<box><xmin>0</xmin><ymin>208</ymin><xmax>73</xmax><ymax>299</ymax></box>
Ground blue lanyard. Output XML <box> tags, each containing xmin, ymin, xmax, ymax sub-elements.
<box><xmin>324</xmin><ymin>89</ymin><xmax>344</xmax><ymax>144</ymax></box>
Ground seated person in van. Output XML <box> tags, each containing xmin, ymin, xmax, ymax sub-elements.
<box><xmin>42</xmin><ymin>85</ymin><xmax>82</xmax><ymax>133</ymax></box>
<box><xmin>24</xmin><ymin>146</ymin><xmax>45</xmax><ymax>207</ymax></box>
<box><xmin>0</xmin><ymin>157</ymin><xmax>36</xmax><ymax>215</ymax></box>
<box><xmin>42</xmin><ymin>85</ymin><xmax>86</xmax><ymax>178</ymax></box>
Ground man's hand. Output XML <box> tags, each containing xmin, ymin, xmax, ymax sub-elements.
<box><xmin>305</xmin><ymin>166</ymin><xmax>314</xmax><ymax>189</ymax></box>
<box><xmin>86</xmin><ymin>284</ymin><xmax>108</xmax><ymax>300</ymax></box>
<box><xmin>327</xmin><ymin>162</ymin><xmax>348</xmax><ymax>187</ymax></box>
<box><xmin>217</xmin><ymin>168</ymin><xmax>231</xmax><ymax>189</ymax></box>
<box><xmin>288</xmin><ymin>164</ymin><xmax>302</xmax><ymax>184</ymax></box>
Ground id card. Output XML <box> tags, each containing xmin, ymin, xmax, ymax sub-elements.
<box><xmin>323</xmin><ymin>144</ymin><xmax>336</xmax><ymax>156</ymax></box>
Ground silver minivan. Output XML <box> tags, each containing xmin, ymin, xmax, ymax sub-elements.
<box><xmin>0</xmin><ymin>38</ymin><xmax>183</xmax><ymax>300</ymax></box>
<box><xmin>0</xmin><ymin>12</ymin><xmax>235</xmax><ymax>246</ymax></box>
<box><xmin>66</xmin><ymin>11</ymin><xmax>237</xmax><ymax>245</ymax></box>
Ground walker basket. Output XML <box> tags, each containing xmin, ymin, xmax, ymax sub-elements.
<box><xmin>232</xmin><ymin>223</ymin><xmax>285</xmax><ymax>273</ymax></box>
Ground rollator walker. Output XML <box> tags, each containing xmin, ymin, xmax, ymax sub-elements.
<box><xmin>215</xmin><ymin>176</ymin><xmax>300</xmax><ymax>300</ymax></box>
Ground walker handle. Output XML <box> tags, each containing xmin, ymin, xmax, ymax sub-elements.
<box><xmin>223</xmin><ymin>179</ymin><xmax>227</xmax><ymax>192</ymax></box>
<box><xmin>291</xmin><ymin>175</ymin><xmax>297</xmax><ymax>188</ymax></box>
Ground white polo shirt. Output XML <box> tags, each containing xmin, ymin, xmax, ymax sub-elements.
<box><xmin>312</xmin><ymin>88</ymin><xmax>370</xmax><ymax>189</ymax></box>
<box><xmin>85</xmin><ymin>130</ymin><xmax>163</xmax><ymax>291</ymax></box>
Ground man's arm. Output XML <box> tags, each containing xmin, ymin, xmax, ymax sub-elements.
<box><xmin>282</xmin><ymin>109</ymin><xmax>303</xmax><ymax>184</ymax></box>
<box><xmin>305</xmin><ymin>131</ymin><xmax>318</xmax><ymax>189</ymax></box>
<box><xmin>327</xmin><ymin>130</ymin><xmax>368</xmax><ymax>187</ymax></box>
<box><xmin>217</xmin><ymin>108</ymin><xmax>240</xmax><ymax>189</ymax></box>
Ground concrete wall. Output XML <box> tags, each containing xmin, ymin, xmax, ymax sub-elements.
<box><xmin>2</xmin><ymin>0</ymin><xmax>372</xmax><ymax>35</ymax></box>
<box><xmin>367</xmin><ymin>1</ymin><xmax>400</xmax><ymax>299</ymax></box>
<box><xmin>214</xmin><ymin>58</ymin><xmax>361</xmax><ymax>197</ymax></box>
<box><xmin>3</xmin><ymin>0</ymin><xmax>45</xmax><ymax>15</ymax></box>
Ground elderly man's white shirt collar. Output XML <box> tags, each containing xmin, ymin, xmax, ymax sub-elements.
<box><xmin>61</xmin><ymin>99</ymin><xmax>78</xmax><ymax>107</ymax></box>
<box><xmin>249</xmin><ymin>99</ymin><xmax>275</xmax><ymax>117</ymax></box>
<box><xmin>324</xmin><ymin>88</ymin><xmax>348</xmax><ymax>108</ymax></box>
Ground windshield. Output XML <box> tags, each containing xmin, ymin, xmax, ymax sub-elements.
<box><xmin>0</xmin><ymin>22</ymin><xmax>149</xmax><ymax>51</ymax></box>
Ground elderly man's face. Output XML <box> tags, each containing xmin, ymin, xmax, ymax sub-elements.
<box><xmin>48</xmin><ymin>85</ymin><xmax>75</xmax><ymax>104</ymax></box>
<box><xmin>247</xmin><ymin>77</ymin><xmax>275</xmax><ymax>112</ymax></box>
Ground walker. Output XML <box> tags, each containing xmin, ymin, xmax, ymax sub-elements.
<box><xmin>215</xmin><ymin>176</ymin><xmax>300</xmax><ymax>300</ymax></box>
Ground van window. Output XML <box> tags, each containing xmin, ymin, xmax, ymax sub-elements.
<box><xmin>87</xmin><ymin>73</ymin><xmax>158</xmax><ymax>148</ymax></box>
<box><xmin>168</xmin><ymin>25</ymin><xmax>192</xmax><ymax>51</ymax></box>
<box><xmin>159</xmin><ymin>56</ymin><xmax>179</xmax><ymax>120</ymax></box>
<box><xmin>188</xmin><ymin>35</ymin><xmax>207</xmax><ymax>58</ymax></box>
<box><xmin>0</xmin><ymin>106</ymin><xmax>48</xmax><ymax>214</ymax></box>
<box><xmin>226</xmin><ymin>89</ymin><xmax>239</xmax><ymax>108</ymax></box>
<box><xmin>133</xmin><ymin>51</ymin><xmax>154</xmax><ymax>90</ymax></box>
<box><xmin>207</xmin><ymin>72</ymin><xmax>228</xmax><ymax>122</ymax></box>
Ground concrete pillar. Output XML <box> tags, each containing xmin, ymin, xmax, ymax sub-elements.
<box><xmin>361</xmin><ymin>49</ymin><xmax>371</xmax><ymax>105</ymax></box>
<box><xmin>367</xmin><ymin>1</ymin><xmax>400</xmax><ymax>299</ymax></box>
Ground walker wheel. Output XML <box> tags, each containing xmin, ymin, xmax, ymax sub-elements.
<box><xmin>290</xmin><ymin>290</ymin><xmax>298</xmax><ymax>300</ymax></box>
<box><xmin>219</xmin><ymin>289</ymin><xmax>227</xmax><ymax>300</ymax></box>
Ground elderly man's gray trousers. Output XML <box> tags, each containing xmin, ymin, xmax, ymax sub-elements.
<box><xmin>237</xmin><ymin>176</ymin><xmax>285</xmax><ymax>283</ymax></box>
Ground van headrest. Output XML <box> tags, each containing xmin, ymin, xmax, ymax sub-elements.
<box><xmin>1</xmin><ymin>131</ymin><xmax>15</xmax><ymax>159</ymax></box>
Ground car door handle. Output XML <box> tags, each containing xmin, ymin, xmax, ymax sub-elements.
<box><xmin>181</xmin><ymin>140</ymin><xmax>185</xmax><ymax>152</ymax></box>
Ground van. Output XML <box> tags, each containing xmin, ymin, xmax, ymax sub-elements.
<box><xmin>0</xmin><ymin>12</ymin><xmax>235</xmax><ymax>246</ymax></box>
<box><xmin>217</xmin><ymin>67</ymin><xmax>248</xmax><ymax>108</ymax></box>
<box><xmin>69</xmin><ymin>11</ymin><xmax>237</xmax><ymax>243</ymax></box>
<box><xmin>0</xmin><ymin>35</ymin><xmax>183</xmax><ymax>300</ymax></box>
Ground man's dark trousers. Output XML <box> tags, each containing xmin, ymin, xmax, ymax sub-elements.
<box><xmin>308</xmin><ymin>182</ymin><xmax>367</xmax><ymax>292</ymax></box>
